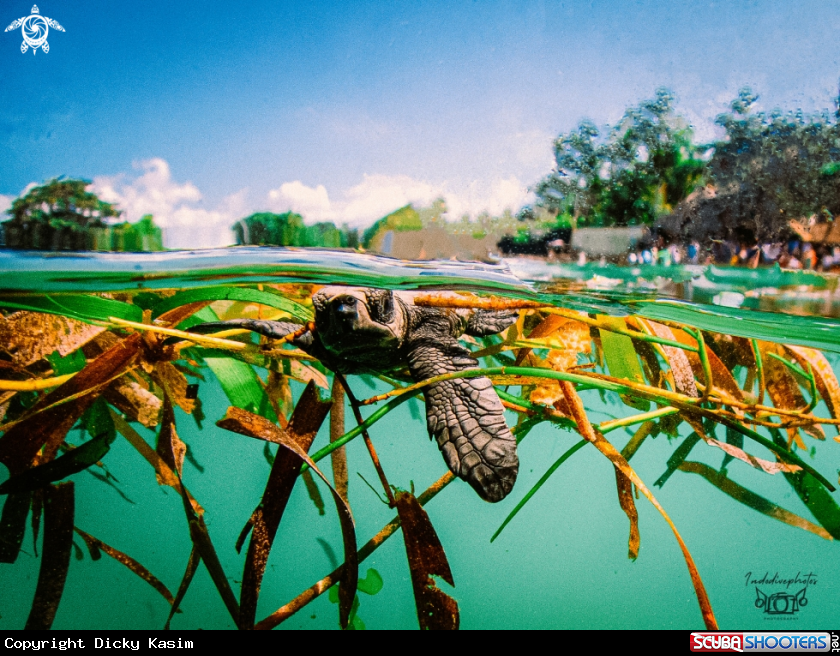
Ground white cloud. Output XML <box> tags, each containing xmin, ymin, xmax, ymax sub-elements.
<box><xmin>264</xmin><ymin>173</ymin><xmax>533</xmax><ymax>227</ymax></box>
<box><xmin>3</xmin><ymin>157</ymin><xmax>532</xmax><ymax>250</ymax></box>
<box><xmin>93</xmin><ymin>158</ymin><xmax>246</xmax><ymax>249</ymax></box>
<box><xmin>342</xmin><ymin>175</ymin><xmax>441</xmax><ymax>224</ymax></box>
<box><xmin>0</xmin><ymin>194</ymin><xmax>13</xmax><ymax>217</ymax></box>
<box><xmin>268</xmin><ymin>181</ymin><xmax>333</xmax><ymax>219</ymax></box>
<box><xmin>438</xmin><ymin>176</ymin><xmax>533</xmax><ymax>221</ymax></box>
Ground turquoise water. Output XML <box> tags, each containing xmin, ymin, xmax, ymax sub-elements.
<box><xmin>1</xmin><ymin>248</ymin><xmax>838</xmax><ymax>630</ymax></box>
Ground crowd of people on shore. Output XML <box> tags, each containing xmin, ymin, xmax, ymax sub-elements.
<box><xmin>618</xmin><ymin>239</ymin><xmax>840</xmax><ymax>271</ymax></box>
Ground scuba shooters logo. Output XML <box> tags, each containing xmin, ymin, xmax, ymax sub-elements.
<box><xmin>690</xmin><ymin>632</ymin><xmax>834</xmax><ymax>653</ymax></box>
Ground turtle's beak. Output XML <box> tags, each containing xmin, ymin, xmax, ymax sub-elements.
<box><xmin>331</xmin><ymin>294</ymin><xmax>362</xmax><ymax>329</ymax></box>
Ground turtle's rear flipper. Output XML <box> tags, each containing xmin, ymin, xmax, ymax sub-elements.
<box><xmin>407</xmin><ymin>340</ymin><xmax>518</xmax><ymax>503</ymax></box>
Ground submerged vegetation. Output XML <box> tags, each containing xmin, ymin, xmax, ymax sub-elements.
<box><xmin>0</xmin><ymin>268</ymin><xmax>839</xmax><ymax>629</ymax></box>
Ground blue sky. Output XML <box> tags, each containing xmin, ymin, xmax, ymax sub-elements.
<box><xmin>2</xmin><ymin>0</ymin><xmax>840</xmax><ymax>247</ymax></box>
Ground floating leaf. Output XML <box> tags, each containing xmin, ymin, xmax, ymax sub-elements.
<box><xmin>762</xmin><ymin>342</ymin><xmax>808</xmax><ymax>409</ymax></box>
<box><xmin>528</xmin><ymin>351</ymin><xmax>575</xmax><ymax>414</ymax></box>
<box><xmin>301</xmin><ymin>469</ymin><xmax>326</xmax><ymax>516</ymax></box>
<box><xmin>151</xmin><ymin>286</ymin><xmax>313</xmax><ymax>324</ymax></box>
<box><xmin>74</xmin><ymin>528</ymin><xmax>175</xmax><ymax>605</ymax></box>
<box><xmin>80</xmin><ymin>396</ymin><xmax>117</xmax><ymax>443</ymax></box>
<box><xmin>153</xmin><ymin>362</ymin><xmax>196</xmax><ymax>415</ymax></box>
<box><xmin>655</xmin><ymin>432</ymin><xmax>701</xmax><ymax>488</ymax></box>
<box><xmin>704</xmin><ymin>333</ymin><xmax>755</xmax><ymax>370</ymax></box>
<box><xmin>0</xmin><ymin>311</ymin><xmax>104</xmax><ymax>368</ymax></box>
<box><xmin>0</xmin><ymin>431</ymin><xmax>113</xmax><ymax>496</ymax></box>
<box><xmin>633</xmin><ymin>338</ymin><xmax>662</xmax><ymax>388</ymax></box>
<box><xmin>722</xmin><ymin>426</ymin><xmax>744</xmax><ymax>469</ymax></box>
<box><xmin>785</xmin><ymin>344</ymin><xmax>840</xmax><ymax>435</ymax></box>
<box><xmin>165</xmin><ymin>405</ymin><xmax>238</xmax><ymax>626</ymax></box>
<box><xmin>678</xmin><ymin>461</ymin><xmax>832</xmax><ymax>540</ymax></box>
<box><xmin>357</xmin><ymin>568</ymin><xmax>384</xmax><ymax>596</ymax></box>
<box><xmin>514</xmin><ymin>313</ymin><xmax>590</xmax><ymax>365</ymax></box>
<box><xmin>330</xmin><ymin>379</ymin><xmax>349</xmax><ymax>502</ymax></box>
<box><xmin>598</xmin><ymin>316</ymin><xmax>649</xmax><ymax>411</ymax></box>
<box><xmin>110</xmin><ymin>410</ymin><xmax>202</xmax><ymax>513</ymax></box>
<box><xmin>155</xmin><ymin>301</ymin><xmax>213</xmax><ymax>328</ymax></box>
<box><xmin>0</xmin><ymin>490</ymin><xmax>31</xmax><ymax>563</ymax></box>
<box><xmin>176</xmin><ymin>477</ymin><xmax>241</xmax><ymax>627</ymax></box>
<box><xmin>204</xmin><ymin>356</ymin><xmax>277</xmax><ymax>422</ymax></box>
<box><xmin>155</xmin><ymin>399</ymin><xmax>186</xmax><ymax>482</ymax></box>
<box><xmin>46</xmin><ymin>348</ymin><xmax>86</xmax><ymax>377</ymax></box>
<box><xmin>557</xmin><ymin>379</ymin><xmax>717</xmax><ymax>629</ymax></box>
<box><xmin>635</xmin><ymin>300</ymin><xmax>840</xmax><ymax>354</ymax></box>
<box><xmin>103</xmin><ymin>375</ymin><xmax>162</xmax><ymax>428</ymax></box>
<box><xmin>638</xmin><ymin>319</ymin><xmax>698</xmax><ymax>397</ymax></box>
<box><xmin>770</xmin><ymin>429</ymin><xmax>840</xmax><ymax>540</ymax></box>
<box><xmin>25</xmin><ymin>482</ymin><xmax>75</xmax><ymax>630</ymax></box>
<box><xmin>395</xmin><ymin>489</ymin><xmax>459</xmax><ymax>631</ymax></box>
<box><xmin>216</xmin><ymin>387</ymin><xmax>358</xmax><ymax>629</ymax></box>
<box><xmin>702</xmin><ymin>436</ymin><xmax>801</xmax><ymax>475</ymax></box>
<box><xmin>287</xmin><ymin>358</ymin><xmax>330</xmax><ymax>389</ymax></box>
<box><xmin>615</xmin><ymin>467</ymin><xmax>640</xmax><ymax>559</ymax></box>
<box><xmin>0</xmin><ymin>333</ymin><xmax>141</xmax><ymax>475</ymax></box>
<box><xmin>0</xmin><ymin>294</ymin><xmax>141</xmax><ymax>325</ymax></box>
<box><xmin>491</xmin><ymin>439</ymin><xmax>586</xmax><ymax>543</ymax></box>
<box><xmin>164</xmin><ymin>546</ymin><xmax>201</xmax><ymax>630</ymax></box>
<box><xmin>761</xmin><ymin>343</ymin><xmax>824</xmax><ymax>441</ymax></box>
<box><xmin>183</xmin><ymin>307</ymin><xmax>277</xmax><ymax>421</ymax></box>
<box><xmin>671</xmin><ymin>327</ymin><xmax>743</xmax><ymax>400</ymax></box>
<box><xmin>266</xmin><ymin>370</ymin><xmax>293</xmax><ymax>427</ymax></box>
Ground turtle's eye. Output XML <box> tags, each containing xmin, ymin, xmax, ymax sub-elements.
<box><xmin>334</xmin><ymin>295</ymin><xmax>358</xmax><ymax>318</ymax></box>
<box><xmin>366</xmin><ymin>289</ymin><xmax>394</xmax><ymax>324</ymax></box>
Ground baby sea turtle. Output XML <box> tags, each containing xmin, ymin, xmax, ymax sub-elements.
<box><xmin>194</xmin><ymin>287</ymin><xmax>519</xmax><ymax>502</ymax></box>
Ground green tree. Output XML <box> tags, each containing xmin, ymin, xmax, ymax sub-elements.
<box><xmin>534</xmin><ymin>89</ymin><xmax>706</xmax><ymax>228</ymax></box>
<box><xmin>665</xmin><ymin>87</ymin><xmax>840</xmax><ymax>244</ymax></box>
<box><xmin>2</xmin><ymin>178</ymin><xmax>121</xmax><ymax>250</ymax></box>
<box><xmin>106</xmin><ymin>214</ymin><xmax>164</xmax><ymax>252</ymax></box>
<box><xmin>234</xmin><ymin>212</ymin><xmax>358</xmax><ymax>249</ymax></box>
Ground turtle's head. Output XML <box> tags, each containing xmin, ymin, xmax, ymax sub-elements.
<box><xmin>312</xmin><ymin>287</ymin><xmax>406</xmax><ymax>358</ymax></box>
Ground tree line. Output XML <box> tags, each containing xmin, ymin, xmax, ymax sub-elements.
<box><xmin>524</xmin><ymin>87</ymin><xmax>840</xmax><ymax>247</ymax></box>
<box><xmin>5</xmin><ymin>85</ymin><xmax>840</xmax><ymax>252</ymax></box>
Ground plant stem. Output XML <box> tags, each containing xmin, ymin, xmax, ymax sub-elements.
<box><xmin>106</xmin><ymin>316</ymin><xmax>247</xmax><ymax>350</ymax></box>
<box><xmin>256</xmin><ymin>414</ymin><xmax>540</xmax><ymax>630</ymax></box>
<box><xmin>0</xmin><ymin>373</ymin><xmax>76</xmax><ymax>391</ymax></box>
<box><xmin>751</xmin><ymin>339</ymin><xmax>765</xmax><ymax>406</ymax></box>
<box><xmin>557</xmin><ymin>379</ymin><xmax>718</xmax><ymax>630</ymax></box>
<box><xmin>335</xmin><ymin>372</ymin><xmax>396</xmax><ymax>507</ymax></box>
<box><xmin>600</xmin><ymin>407</ymin><xmax>679</xmax><ymax>434</ymax></box>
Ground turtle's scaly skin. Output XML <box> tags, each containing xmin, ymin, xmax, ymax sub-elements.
<box><xmin>193</xmin><ymin>287</ymin><xmax>520</xmax><ymax>502</ymax></box>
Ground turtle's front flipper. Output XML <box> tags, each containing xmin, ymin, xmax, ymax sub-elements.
<box><xmin>465</xmin><ymin>309</ymin><xmax>518</xmax><ymax>337</ymax></box>
<box><xmin>407</xmin><ymin>338</ymin><xmax>518</xmax><ymax>503</ymax></box>
<box><xmin>188</xmin><ymin>319</ymin><xmax>316</xmax><ymax>350</ymax></box>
